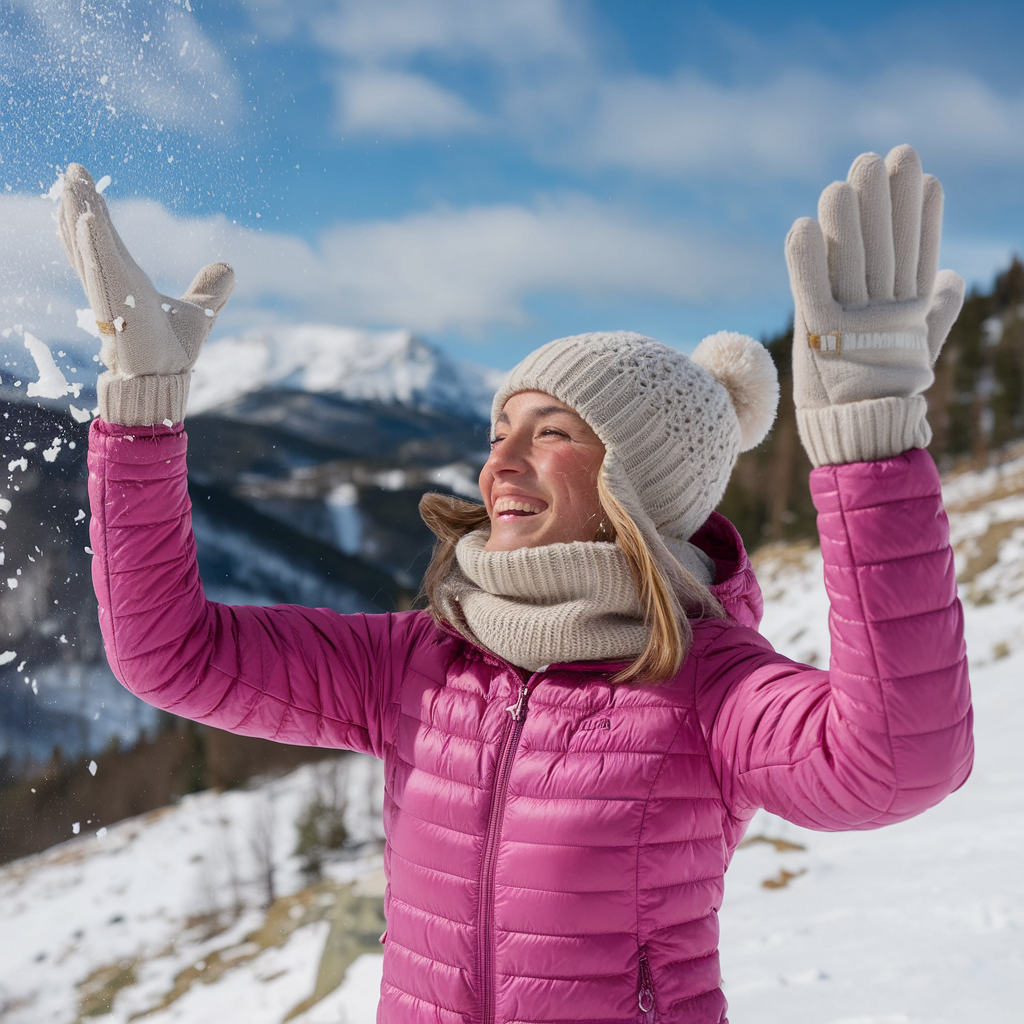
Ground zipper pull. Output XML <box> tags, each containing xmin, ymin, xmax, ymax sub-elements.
<box><xmin>506</xmin><ymin>683</ymin><xmax>529</xmax><ymax>722</ymax></box>
<box><xmin>638</xmin><ymin>946</ymin><xmax>655</xmax><ymax>1017</ymax></box>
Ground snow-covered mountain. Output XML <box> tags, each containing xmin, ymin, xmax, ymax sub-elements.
<box><xmin>2</xmin><ymin>449</ymin><xmax>1023</xmax><ymax>1023</ymax></box>
<box><xmin>0</xmin><ymin>328</ymin><xmax>500</xmax><ymax>777</ymax></box>
<box><xmin>189</xmin><ymin>325</ymin><xmax>505</xmax><ymax>421</ymax></box>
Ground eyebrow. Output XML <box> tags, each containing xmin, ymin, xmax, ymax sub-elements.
<box><xmin>495</xmin><ymin>405</ymin><xmax>574</xmax><ymax>425</ymax></box>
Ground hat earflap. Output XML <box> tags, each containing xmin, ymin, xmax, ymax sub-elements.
<box><xmin>691</xmin><ymin>332</ymin><xmax>780</xmax><ymax>451</ymax></box>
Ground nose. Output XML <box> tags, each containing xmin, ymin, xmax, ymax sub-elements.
<box><xmin>485</xmin><ymin>431</ymin><xmax>531</xmax><ymax>476</ymax></box>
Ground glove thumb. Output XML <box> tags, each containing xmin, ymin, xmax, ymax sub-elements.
<box><xmin>926</xmin><ymin>268</ymin><xmax>965</xmax><ymax>365</ymax></box>
<box><xmin>182</xmin><ymin>262</ymin><xmax>235</xmax><ymax>319</ymax></box>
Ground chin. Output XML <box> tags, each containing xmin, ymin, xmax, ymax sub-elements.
<box><xmin>485</xmin><ymin>526</ymin><xmax>547</xmax><ymax>551</ymax></box>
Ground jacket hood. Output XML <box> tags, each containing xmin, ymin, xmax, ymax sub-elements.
<box><xmin>692</xmin><ymin>512</ymin><xmax>763</xmax><ymax>629</ymax></box>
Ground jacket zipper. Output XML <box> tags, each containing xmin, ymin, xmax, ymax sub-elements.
<box><xmin>479</xmin><ymin>679</ymin><xmax>531</xmax><ymax>1024</ymax></box>
<box><xmin>638</xmin><ymin>945</ymin><xmax>656</xmax><ymax>1021</ymax></box>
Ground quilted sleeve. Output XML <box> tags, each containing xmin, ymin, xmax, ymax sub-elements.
<box><xmin>697</xmin><ymin>448</ymin><xmax>973</xmax><ymax>830</ymax></box>
<box><xmin>87</xmin><ymin>419</ymin><xmax>432</xmax><ymax>758</ymax></box>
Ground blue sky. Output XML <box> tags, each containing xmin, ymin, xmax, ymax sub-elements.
<box><xmin>3</xmin><ymin>0</ymin><xmax>1024</xmax><ymax>369</ymax></box>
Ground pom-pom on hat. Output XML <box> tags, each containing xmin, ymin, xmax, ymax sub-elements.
<box><xmin>491</xmin><ymin>330</ymin><xmax>779</xmax><ymax>584</ymax></box>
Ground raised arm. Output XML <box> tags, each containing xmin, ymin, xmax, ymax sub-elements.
<box><xmin>87</xmin><ymin>420</ymin><xmax>429</xmax><ymax>757</ymax></box>
<box><xmin>699</xmin><ymin>448</ymin><xmax>972</xmax><ymax>829</ymax></box>
<box><xmin>699</xmin><ymin>146</ymin><xmax>973</xmax><ymax>830</ymax></box>
<box><xmin>63</xmin><ymin>165</ymin><xmax>424</xmax><ymax>757</ymax></box>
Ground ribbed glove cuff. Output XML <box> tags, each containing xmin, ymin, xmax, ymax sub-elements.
<box><xmin>98</xmin><ymin>371</ymin><xmax>191</xmax><ymax>426</ymax></box>
<box><xmin>796</xmin><ymin>395</ymin><xmax>931</xmax><ymax>467</ymax></box>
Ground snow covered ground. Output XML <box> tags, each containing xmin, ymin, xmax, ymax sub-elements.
<box><xmin>1</xmin><ymin>453</ymin><xmax>1022</xmax><ymax>1023</ymax></box>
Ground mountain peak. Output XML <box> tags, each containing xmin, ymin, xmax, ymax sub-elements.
<box><xmin>189</xmin><ymin>324</ymin><xmax>505</xmax><ymax>421</ymax></box>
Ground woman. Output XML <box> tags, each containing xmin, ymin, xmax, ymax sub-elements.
<box><xmin>60</xmin><ymin>144</ymin><xmax>972</xmax><ymax>1024</ymax></box>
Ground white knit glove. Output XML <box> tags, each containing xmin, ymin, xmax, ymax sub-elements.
<box><xmin>58</xmin><ymin>163</ymin><xmax>234</xmax><ymax>426</ymax></box>
<box><xmin>785</xmin><ymin>144</ymin><xmax>965</xmax><ymax>466</ymax></box>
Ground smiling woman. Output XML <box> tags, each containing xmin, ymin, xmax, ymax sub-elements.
<box><xmin>61</xmin><ymin>146</ymin><xmax>973</xmax><ymax>1024</ymax></box>
<box><xmin>482</xmin><ymin>393</ymin><xmax>607</xmax><ymax>550</ymax></box>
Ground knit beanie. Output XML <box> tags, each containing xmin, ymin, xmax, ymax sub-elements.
<box><xmin>491</xmin><ymin>330</ymin><xmax>779</xmax><ymax>595</ymax></box>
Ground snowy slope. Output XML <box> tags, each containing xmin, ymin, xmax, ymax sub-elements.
<box><xmin>189</xmin><ymin>325</ymin><xmax>505</xmax><ymax>421</ymax></box>
<box><xmin>0</xmin><ymin>758</ymin><xmax>388</xmax><ymax>1024</ymax></box>
<box><xmin>1</xmin><ymin>452</ymin><xmax>1023</xmax><ymax>1023</ymax></box>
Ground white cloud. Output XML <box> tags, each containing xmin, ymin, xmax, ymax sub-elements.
<box><xmin>0</xmin><ymin>192</ymin><xmax>83</xmax><ymax>346</ymax></box>
<box><xmin>243</xmin><ymin>0</ymin><xmax>582</xmax><ymax>64</ymax></box>
<box><xmin>336</xmin><ymin>70</ymin><xmax>485</xmax><ymax>137</ymax></box>
<box><xmin>233</xmin><ymin>1</ymin><xmax>1024</xmax><ymax>180</ymax></box>
<box><xmin>309</xmin><ymin>197</ymin><xmax>776</xmax><ymax>330</ymax></box>
<box><xmin>572</xmin><ymin>67</ymin><xmax>1024</xmax><ymax>180</ymax></box>
<box><xmin>235</xmin><ymin>0</ymin><xmax>584</xmax><ymax>139</ymax></box>
<box><xmin>0</xmin><ymin>190</ymin><xmax>776</xmax><ymax>347</ymax></box>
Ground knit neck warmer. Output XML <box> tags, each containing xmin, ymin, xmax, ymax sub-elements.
<box><xmin>439</xmin><ymin>530</ymin><xmax>691</xmax><ymax>672</ymax></box>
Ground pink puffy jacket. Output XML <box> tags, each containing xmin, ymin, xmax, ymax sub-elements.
<box><xmin>88</xmin><ymin>420</ymin><xmax>973</xmax><ymax>1024</ymax></box>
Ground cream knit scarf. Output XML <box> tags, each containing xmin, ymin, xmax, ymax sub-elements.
<box><xmin>438</xmin><ymin>530</ymin><xmax>713</xmax><ymax>672</ymax></box>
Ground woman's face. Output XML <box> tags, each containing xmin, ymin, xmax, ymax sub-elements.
<box><xmin>479</xmin><ymin>391</ymin><xmax>606</xmax><ymax>551</ymax></box>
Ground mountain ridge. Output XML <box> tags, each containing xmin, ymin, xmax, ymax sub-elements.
<box><xmin>188</xmin><ymin>324</ymin><xmax>505</xmax><ymax>422</ymax></box>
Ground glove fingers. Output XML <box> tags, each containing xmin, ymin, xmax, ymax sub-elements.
<box><xmin>63</xmin><ymin>163</ymin><xmax>149</xmax><ymax>289</ymax></box>
<box><xmin>886</xmin><ymin>145</ymin><xmax>923</xmax><ymax>301</ymax></box>
<box><xmin>181</xmin><ymin>262</ymin><xmax>235</xmax><ymax>315</ymax></box>
<box><xmin>75</xmin><ymin>211</ymin><xmax>126</xmax><ymax>371</ymax></box>
<box><xmin>926</xmin><ymin>269</ymin><xmax>965</xmax><ymax>365</ymax></box>
<box><xmin>785</xmin><ymin>217</ymin><xmax>835</xmax><ymax>328</ymax></box>
<box><xmin>61</xmin><ymin>167</ymin><xmax>108</xmax><ymax>290</ymax></box>
<box><xmin>58</xmin><ymin>166</ymin><xmax>93</xmax><ymax>285</ymax></box>
<box><xmin>58</xmin><ymin>202</ymin><xmax>86</xmax><ymax>286</ymax></box>
<box><xmin>849</xmin><ymin>152</ymin><xmax>895</xmax><ymax>301</ymax></box>
<box><xmin>75</xmin><ymin>210</ymin><xmax>123</xmax><ymax>323</ymax></box>
<box><xmin>818</xmin><ymin>181</ymin><xmax>867</xmax><ymax>308</ymax></box>
<box><xmin>918</xmin><ymin>175</ymin><xmax>943</xmax><ymax>300</ymax></box>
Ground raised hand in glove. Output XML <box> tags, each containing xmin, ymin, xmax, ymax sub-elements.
<box><xmin>785</xmin><ymin>144</ymin><xmax>965</xmax><ymax>466</ymax></box>
<box><xmin>57</xmin><ymin>163</ymin><xmax>234</xmax><ymax>426</ymax></box>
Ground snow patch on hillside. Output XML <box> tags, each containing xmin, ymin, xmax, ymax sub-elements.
<box><xmin>189</xmin><ymin>325</ymin><xmax>505</xmax><ymax>421</ymax></box>
<box><xmin>0</xmin><ymin>757</ymin><xmax>385</xmax><ymax>1024</ymax></box>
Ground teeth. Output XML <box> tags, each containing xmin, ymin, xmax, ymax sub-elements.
<box><xmin>495</xmin><ymin>498</ymin><xmax>543</xmax><ymax>514</ymax></box>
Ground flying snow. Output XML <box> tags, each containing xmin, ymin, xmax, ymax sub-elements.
<box><xmin>75</xmin><ymin>309</ymin><xmax>103</xmax><ymax>340</ymax></box>
<box><xmin>44</xmin><ymin>173</ymin><xmax>65</xmax><ymax>203</ymax></box>
<box><xmin>23</xmin><ymin>333</ymin><xmax>81</xmax><ymax>399</ymax></box>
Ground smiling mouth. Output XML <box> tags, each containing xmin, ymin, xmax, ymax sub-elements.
<box><xmin>493</xmin><ymin>498</ymin><xmax>545</xmax><ymax>517</ymax></box>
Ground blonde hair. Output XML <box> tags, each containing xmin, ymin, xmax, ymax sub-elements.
<box><xmin>418</xmin><ymin>471</ymin><xmax>724</xmax><ymax>684</ymax></box>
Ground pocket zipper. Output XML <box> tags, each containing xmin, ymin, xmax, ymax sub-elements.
<box><xmin>638</xmin><ymin>945</ymin><xmax>655</xmax><ymax>1021</ymax></box>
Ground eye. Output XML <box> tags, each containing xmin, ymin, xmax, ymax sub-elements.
<box><xmin>489</xmin><ymin>435</ymin><xmax>505</xmax><ymax>447</ymax></box>
<box><xmin>539</xmin><ymin>428</ymin><xmax>568</xmax><ymax>439</ymax></box>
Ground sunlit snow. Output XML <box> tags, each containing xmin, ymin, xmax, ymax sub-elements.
<box><xmin>189</xmin><ymin>324</ymin><xmax>505</xmax><ymax>420</ymax></box>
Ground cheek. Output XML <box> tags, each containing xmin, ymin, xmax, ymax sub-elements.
<box><xmin>477</xmin><ymin>465</ymin><xmax>494</xmax><ymax>511</ymax></box>
<box><xmin>550</xmin><ymin>454</ymin><xmax>601</xmax><ymax>512</ymax></box>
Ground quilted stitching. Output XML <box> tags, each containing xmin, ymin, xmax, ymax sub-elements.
<box><xmin>88</xmin><ymin>423</ymin><xmax>973</xmax><ymax>1023</ymax></box>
